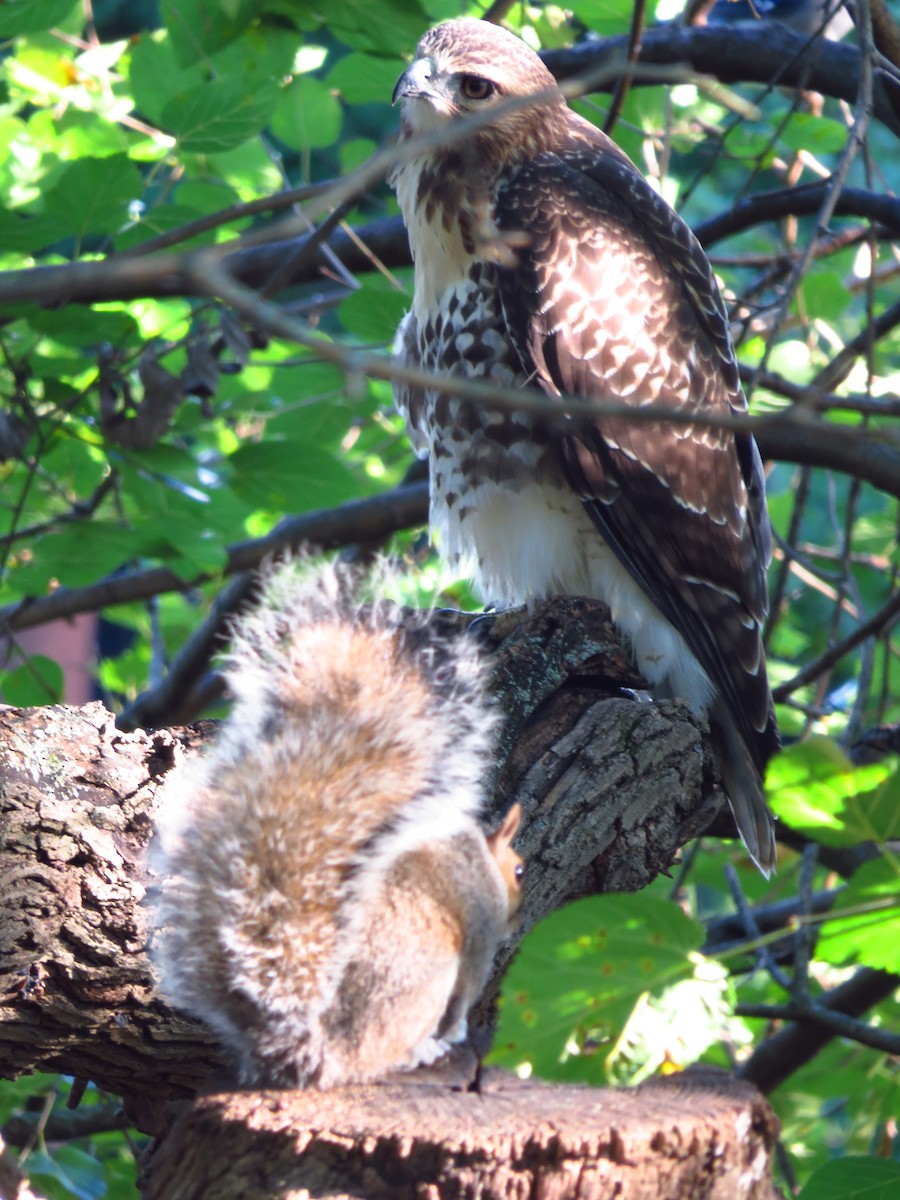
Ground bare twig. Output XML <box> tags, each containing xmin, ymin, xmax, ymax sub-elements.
<box><xmin>723</xmin><ymin>864</ymin><xmax>793</xmax><ymax>991</ymax></box>
<box><xmin>736</xmin><ymin>990</ymin><xmax>900</xmax><ymax>1058</ymax></box>
<box><xmin>603</xmin><ymin>0</ymin><xmax>647</xmax><ymax>136</ymax></box>
<box><xmin>738</xmin><ymin>967</ymin><xmax>899</xmax><ymax>1093</ymax></box>
<box><xmin>791</xmin><ymin>845</ymin><xmax>820</xmax><ymax>1005</ymax></box>
<box><xmin>773</xmin><ymin>588</ymin><xmax>900</xmax><ymax>701</ymax></box>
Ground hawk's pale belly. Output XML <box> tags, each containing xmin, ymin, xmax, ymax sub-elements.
<box><xmin>394</xmin><ymin>279</ymin><xmax>715</xmax><ymax>714</ymax></box>
<box><xmin>389</xmin><ymin>13</ymin><xmax>778</xmax><ymax>872</ymax></box>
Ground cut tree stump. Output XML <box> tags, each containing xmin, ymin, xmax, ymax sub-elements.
<box><xmin>142</xmin><ymin>1068</ymin><xmax>780</xmax><ymax>1200</ymax></box>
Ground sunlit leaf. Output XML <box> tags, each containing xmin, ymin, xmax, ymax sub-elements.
<box><xmin>768</xmin><ymin>739</ymin><xmax>899</xmax><ymax>847</ymax></box>
<box><xmin>817</xmin><ymin>858</ymin><xmax>900</xmax><ymax>972</ymax></box>
<box><xmin>606</xmin><ymin>959</ymin><xmax>739</xmax><ymax>1085</ymax></box>
<box><xmin>493</xmin><ymin>894</ymin><xmax>704</xmax><ymax>1081</ymax></box>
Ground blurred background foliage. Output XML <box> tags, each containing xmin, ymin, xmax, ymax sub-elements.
<box><xmin>0</xmin><ymin>0</ymin><xmax>898</xmax><ymax>1196</ymax></box>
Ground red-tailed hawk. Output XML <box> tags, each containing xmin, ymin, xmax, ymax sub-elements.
<box><xmin>390</xmin><ymin>18</ymin><xmax>779</xmax><ymax>874</ymax></box>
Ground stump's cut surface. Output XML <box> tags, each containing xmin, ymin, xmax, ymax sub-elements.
<box><xmin>142</xmin><ymin>1068</ymin><xmax>779</xmax><ymax>1200</ymax></box>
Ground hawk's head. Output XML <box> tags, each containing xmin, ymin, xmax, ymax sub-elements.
<box><xmin>393</xmin><ymin>18</ymin><xmax>563</xmax><ymax>146</ymax></box>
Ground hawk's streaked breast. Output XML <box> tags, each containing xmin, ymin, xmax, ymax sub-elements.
<box><xmin>391</xmin><ymin>17</ymin><xmax>779</xmax><ymax>873</ymax></box>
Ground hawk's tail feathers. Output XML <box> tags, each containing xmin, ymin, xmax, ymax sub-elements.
<box><xmin>710</xmin><ymin>704</ymin><xmax>777</xmax><ymax>878</ymax></box>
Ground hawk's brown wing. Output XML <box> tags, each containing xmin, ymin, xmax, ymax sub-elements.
<box><xmin>493</xmin><ymin>135</ymin><xmax>779</xmax><ymax>779</ymax></box>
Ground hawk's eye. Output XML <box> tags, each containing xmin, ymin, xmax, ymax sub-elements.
<box><xmin>459</xmin><ymin>75</ymin><xmax>495</xmax><ymax>101</ymax></box>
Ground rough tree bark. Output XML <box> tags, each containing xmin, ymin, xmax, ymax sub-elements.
<box><xmin>143</xmin><ymin>1071</ymin><xmax>779</xmax><ymax>1200</ymax></box>
<box><xmin>0</xmin><ymin>600</ymin><xmax>775</xmax><ymax>1196</ymax></box>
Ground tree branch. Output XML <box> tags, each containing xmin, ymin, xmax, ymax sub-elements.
<box><xmin>772</xmin><ymin>586</ymin><xmax>900</xmax><ymax>701</ymax></box>
<box><xmin>738</xmin><ymin>967</ymin><xmax>899</xmax><ymax>1093</ymax></box>
<box><xmin>0</xmin><ymin>483</ymin><xmax>429</xmax><ymax>634</ymax></box>
<box><xmin>542</xmin><ymin>24</ymin><xmax>900</xmax><ymax>135</ymax></box>
<box><xmin>0</xmin><ymin>599</ymin><xmax>724</xmax><ymax>1134</ymax></box>
<box><xmin>694</xmin><ymin>183</ymin><xmax>900</xmax><ymax>247</ymax></box>
<box><xmin>2</xmin><ymin>184</ymin><xmax>897</xmax><ymax>313</ymax></box>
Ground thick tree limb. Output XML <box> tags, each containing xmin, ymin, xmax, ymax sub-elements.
<box><xmin>0</xmin><ymin>599</ymin><xmax>725</xmax><ymax>1137</ymax></box>
<box><xmin>694</xmin><ymin>184</ymin><xmax>900</xmax><ymax>247</ymax></box>
<box><xmin>542</xmin><ymin>24</ymin><xmax>900</xmax><ymax>135</ymax></box>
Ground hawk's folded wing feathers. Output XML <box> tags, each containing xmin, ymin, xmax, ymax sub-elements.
<box><xmin>493</xmin><ymin>144</ymin><xmax>779</xmax><ymax>774</ymax></box>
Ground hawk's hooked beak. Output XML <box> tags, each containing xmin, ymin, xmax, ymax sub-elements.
<box><xmin>392</xmin><ymin>57</ymin><xmax>436</xmax><ymax>106</ymax></box>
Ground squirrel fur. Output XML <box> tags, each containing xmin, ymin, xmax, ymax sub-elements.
<box><xmin>152</xmin><ymin>562</ymin><xmax>523</xmax><ymax>1088</ymax></box>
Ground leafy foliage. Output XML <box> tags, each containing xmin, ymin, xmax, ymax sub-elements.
<box><xmin>1</xmin><ymin>0</ymin><xmax>899</xmax><ymax>1194</ymax></box>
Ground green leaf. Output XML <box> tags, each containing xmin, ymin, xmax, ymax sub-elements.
<box><xmin>210</xmin><ymin>22</ymin><xmax>301</xmax><ymax>92</ymax></box>
<box><xmin>796</xmin><ymin>1157</ymin><xmax>900</xmax><ymax>1200</ymax></box>
<box><xmin>340</xmin><ymin>136</ymin><xmax>377</xmax><ymax>174</ymax></box>
<box><xmin>39</xmin><ymin>436</ymin><xmax>107</xmax><ymax>497</ymax></box>
<box><xmin>768</xmin><ymin>739</ymin><xmax>899</xmax><ymax>847</ymax></box>
<box><xmin>29</xmin><ymin>107</ymin><xmax>130</xmax><ymax>160</ymax></box>
<box><xmin>327</xmin><ymin>52</ymin><xmax>401</xmax><ymax>105</ymax></box>
<box><xmin>15</xmin><ymin>523</ymin><xmax>139</xmax><ymax>590</ymax></box>
<box><xmin>265</xmin><ymin>391</ymin><xmax>358</xmax><ymax>450</ymax></box>
<box><xmin>42</xmin><ymin>155</ymin><xmax>143</xmax><ymax>241</ymax></box>
<box><xmin>0</xmin><ymin>207</ymin><xmax>68</xmax><ymax>255</ymax></box>
<box><xmin>567</xmin><ymin>0</ymin><xmax>636</xmax><ymax>37</ymax></box>
<box><xmin>0</xmin><ymin>0</ymin><xmax>78</xmax><ymax>37</ymax></box>
<box><xmin>493</xmin><ymin>894</ymin><xmax>704</xmax><ymax>1081</ymax></box>
<box><xmin>1</xmin><ymin>656</ymin><xmax>64</xmax><ymax>706</ymax></box>
<box><xmin>817</xmin><ymin>858</ymin><xmax>900</xmax><ymax>972</ymax></box>
<box><xmin>270</xmin><ymin>76</ymin><xmax>343</xmax><ymax>151</ymax></box>
<box><xmin>22</xmin><ymin>303</ymin><xmax>139</xmax><ymax>348</ymax></box>
<box><xmin>228</xmin><ymin>439</ymin><xmax>357</xmax><ymax>512</ymax></box>
<box><xmin>162</xmin><ymin>79</ymin><xmax>280</xmax><ymax>153</ymax></box>
<box><xmin>799</xmin><ymin>270</ymin><xmax>848</xmax><ymax>323</ymax></box>
<box><xmin>115</xmin><ymin>449</ymin><xmax>235</xmax><ymax>577</ymax></box>
<box><xmin>27</xmin><ymin>1143</ymin><xmax>107</xmax><ymax>1200</ymax></box>
<box><xmin>339</xmin><ymin>276</ymin><xmax>409</xmax><ymax>344</ymax></box>
<box><xmin>128</xmin><ymin>33</ymin><xmax>206</xmax><ymax>127</ymax></box>
<box><xmin>324</xmin><ymin>0</ymin><xmax>429</xmax><ymax>54</ymax></box>
<box><xmin>780</xmin><ymin>113</ymin><xmax>848</xmax><ymax>156</ymax></box>
<box><xmin>161</xmin><ymin>0</ymin><xmax>258</xmax><ymax>66</ymax></box>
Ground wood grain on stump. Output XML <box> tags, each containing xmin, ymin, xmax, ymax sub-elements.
<box><xmin>142</xmin><ymin>1069</ymin><xmax>779</xmax><ymax>1200</ymax></box>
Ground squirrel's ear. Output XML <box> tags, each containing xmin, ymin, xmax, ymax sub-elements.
<box><xmin>489</xmin><ymin>803</ymin><xmax>521</xmax><ymax>851</ymax></box>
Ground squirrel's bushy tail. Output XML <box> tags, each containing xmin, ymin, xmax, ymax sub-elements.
<box><xmin>151</xmin><ymin>559</ymin><xmax>516</xmax><ymax>1087</ymax></box>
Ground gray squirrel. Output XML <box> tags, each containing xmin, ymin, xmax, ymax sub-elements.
<box><xmin>151</xmin><ymin>562</ymin><xmax>523</xmax><ymax>1088</ymax></box>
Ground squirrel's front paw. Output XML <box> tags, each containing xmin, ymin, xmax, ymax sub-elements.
<box><xmin>440</xmin><ymin>1016</ymin><xmax>468</xmax><ymax>1046</ymax></box>
<box><xmin>410</xmin><ymin>1036</ymin><xmax>452</xmax><ymax>1068</ymax></box>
